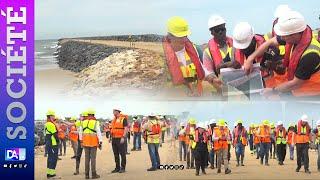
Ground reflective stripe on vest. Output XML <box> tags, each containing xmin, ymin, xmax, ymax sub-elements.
<box><xmin>111</xmin><ymin>116</ymin><xmax>125</xmax><ymax>138</ymax></box>
<box><xmin>147</xmin><ymin>120</ymin><xmax>160</xmax><ymax>144</ymax></box>
<box><xmin>45</xmin><ymin>121</ymin><xmax>58</xmax><ymax>146</ymax></box>
<box><xmin>276</xmin><ymin>128</ymin><xmax>287</xmax><ymax>144</ymax></box>
<box><xmin>214</xmin><ymin>128</ymin><xmax>229</xmax><ymax>150</ymax></box>
<box><xmin>259</xmin><ymin>126</ymin><xmax>271</xmax><ymax>143</ymax></box>
<box><xmin>292</xmin><ymin>38</ymin><xmax>320</xmax><ymax>96</ymax></box>
<box><xmin>234</xmin><ymin>127</ymin><xmax>247</xmax><ymax>146</ymax></box>
<box><xmin>82</xmin><ymin>119</ymin><xmax>99</xmax><ymax>147</ymax></box>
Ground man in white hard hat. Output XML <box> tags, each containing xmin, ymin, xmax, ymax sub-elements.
<box><xmin>202</xmin><ymin>15</ymin><xmax>241</xmax><ymax>93</ymax></box>
<box><xmin>313</xmin><ymin>119</ymin><xmax>320</xmax><ymax>171</ymax></box>
<box><xmin>178</xmin><ymin>122</ymin><xmax>187</xmax><ymax>161</ymax></box>
<box><xmin>145</xmin><ymin>113</ymin><xmax>161</xmax><ymax>171</ymax></box>
<box><xmin>244</xmin><ymin>11</ymin><xmax>320</xmax><ymax>99</ymax></box>
<box><xmin>208</xmin><ymin>119</ymin><xmax>217</xmax><ymax>169</ymax></box>
<box><xmin>275</xmin><ymin>121</ymin><xmax>287</xmax><ymax>165</ymax></box>
<box><xmin>295</xmin><ymin>114</ymin><xmax>312</xmax><ymax>173</ymax></box>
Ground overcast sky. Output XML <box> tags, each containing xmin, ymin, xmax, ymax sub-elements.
<box><xmin>36</xmin><ymin>0</ymin><xmax>319</xmax><ymax>43</ymax></box>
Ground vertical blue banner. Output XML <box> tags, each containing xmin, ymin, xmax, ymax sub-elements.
<box><xmin>0</xmin><ymin>0</ymin><xmax>34</xmax><ymax>179</ymax></box>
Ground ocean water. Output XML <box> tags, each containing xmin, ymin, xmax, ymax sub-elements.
<box><xmin>35</xmin><ymin>39</ymin><xmax>60</xmax><ymax>70</ymax></box>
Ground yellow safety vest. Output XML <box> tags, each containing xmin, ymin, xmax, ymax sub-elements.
<box><xmin>45</xmin><ymin>121</ymin><xmax>58</xmax><ymax>146</ymax></box>
<box><xmin>147</xmin><ymin>120</ymin><xmax>160</xmax><ymax>144</ymax></box>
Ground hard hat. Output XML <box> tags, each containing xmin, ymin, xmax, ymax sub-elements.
<box><xmin>81</xmin><ymin>111</ymin><xmax>88</xmax><ymax>117</ymax></box>
<box><xmin>167</xmin><ymin>16</ymin><xmax>191</xmax><ymax>37</ymax></box>
<box><xmin>237</xmin><ymin>119</ymin><xmax>243</xmax><ymax>124</ymax></box>
<box><xmin>180</xmin><ymin>122</ymin><xmax>185</xmax><ymax>127</ymax></box>
<box><xmin>270</xmin><ymin>122</ymin><xmax>275</xmax><ymax>128</ymax></box>
<box><xmin>254</xmin><ymin>124</ymin><xmax>259</xmax><ymax>128</ymax></box>
<box><xmin>301</xmin><ymin>114</ymin><xmax>308</xmax><ymax>122</ymax></box>
<box><xmin>46</xmin><ymin>109</ymin><xmax>55</xmax><ymax>116</ymax></box>
<box><xmin>274</xmin><ymin>4</ymin><xmax>291</xmax><ymax>18</ymax></box>
<box><xmin>233</xmin><ymin>22</ymin><xmax>254</xmax><ymax>49</ymax></box>
<box><xmin>317</xmin><ymin>120</ymin><xmax>320</xmax><ymax>126</ymax></box>
<box><xmin>188</xmin><ymin>118</ymin><xmax>197</xmax><ymax>125</ymax></box>
<box><xmin>250</xmin><ymin>123</ymin><xmax>254</xmax><ymax>128</ymax></box>
<box><xmin>87</xmin><ymin>108</ymin><xmax>95</xmax><ymax>115</ymax></box>
<box><xmin>113</xmin><ymin>108</ymin><xmax>121</xmax><ymax>112</ymax></box>
<box><xmin>208</xmin><ymin>15</ymin><xmax>226</xmax><ymax>29</ymax></box>
<box><xmin>210</xmin><ymin>118</ymin><xmax>216</xmax><ymax>124</ymax></box>
<box><xmin>149</xmin><ymin>112</ymin><xmax>156</xmax><ymax>117</ymax></box>
<box><xmin>277</xmin><ymin>121</ymin><xmax>283</xmax><ymax>126</ymax></box>
<box><xmin>274</xmin><ymin>11</ymin><xmax>306</xmax><ymax>36</ymax></box>
<box><xmin>289</xmin><ymin>123</ymin><xmax>294</xmax><ymax>127</ymax></box>
<box><xmin>263</xmin><ymin>120</ymin><xmax>270</xmax><ymax>126</ymax></box>
<box><xmin>70</xmin><ymin>116</ymin><xmax>77</xmax><ymax>121</ymax></box>
<box><xmin>217</xmin><ymin>119</ymin><xmax>225</xmax><ymax>126</ymax></box>
<box><xmin>197</xmin><ymin>122</ymin><xmax>206</xmax><ymax>129</ymax></box>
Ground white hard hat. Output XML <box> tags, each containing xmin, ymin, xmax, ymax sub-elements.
<box><xmin>316</xmin><ymin>120</ymin><xmax>320</xmax><ymax>126</ymax></box>
<box><xmin>233</xmin><ymin>22</ymin><xmax>254</xmax><ymax>49</ymax></box>
<box><xmin>277</xmin><ymin>121</ymin><xmax>283</xmax><ymax>126</ymax></box>
<box><xmin>180</xmin><ymin>122</ymin><xmax>185</xmax><ymax>127</ymax></box>
<box><xmin>197</xmin><ymin>122</ymin><xmax>206</xmax><ymax>129</ymax></box>
<box><xmin>210</xmin><ymin>118</ymin><xmax>216</xmax><ymax>124</ymax></box>
<box><xmin>208</xmin><ymin>15</ymin><xmax>226</xmax><ymax>29</ymax></box>
<box><xmin>301</xmin><ymin>114</ymin><xmax>308</xmax><ymax>122</ymax></box>
<box><xmin>274</xmin><ymin>11</ymin><xmax>306</xmax><ymax>36</ymax></box>
<box><xmin>274</xmin><ymin>4</ymin><xmax>291</xmax><ymax>18</ymax></box>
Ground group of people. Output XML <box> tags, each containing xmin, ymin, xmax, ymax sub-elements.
<box><xmin>163</xmin><ymin>5</ymin><xmax>320</xmax><ymax>99</ymax></box>
<box><xmin>44</xmin><ymin>108</ymin><xmax>177</xmax><ymax>179</ymax></box>
<box><xmin>176</xmin><ymin>114</ymin><xmax>320</xmax><ymax>176</ymax></box>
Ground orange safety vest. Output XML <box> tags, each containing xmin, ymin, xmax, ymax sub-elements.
<box><xmin>194</xmin><ymin>129</ymin><xmax>208</xmax><ymax>143</ymax></box>
<box><xmin>58</xmin><ymin>125</ymin><xmax>66</xmax><ymax>140</ymax></box>
<box><xmin>259</xmin><ymin>125</ymin><xmax>271</xmax><ymax>143</ymax></box>
<box><xmin>295</xmin><ymin>120</ymin><xmax>310</xmax><ymax>144</ymax></box>
<box><xmin>82</xmin><ymin>117</ymin><xmax>99</xmax><ymax>147</ymax></box>
<box><xmin>253</xmin><ymin>129</ymin><xmax>260</xmax><ymax>144</ymax></box>
<box><xmin>111</xmin><ymin>114</ymin><xmax>127</xmax><ymax>138</ymax></box>
<box><xmin>213</xmin><ymin>127</ymin><xmax>229</xmax><ymax>150</ymax></box>
<box><xmin>233</xmin><ymin>127</ymin><xmax>247</xmax><ymax>146</ymax></box>
<box><xmin>275</xmin><ymin>127</ymin><xmax>287</xmax><ymax>139</ymax></box>
<box><xmin>178</xmin><ymin>128</ymin><xmax>186</xmax><ymax>142</ymax></box>
<box><xmin>287</xmin><ymin>130</ymin><xmax>295</xmax><ymax>145</ymax></box>
<box><xmin>283</xmin><ymin>26</ymin><xmax>320</xmax><ymax>96</ymax></box>
<box><xmin>68</xmin><ymin>125</ymin><xmax>78</xmax><ymax>142</ymax></box>
<box><xmin>132</xmin><ymin>121</ymin><xmax>141</xmax><ymax>133</ymax></box>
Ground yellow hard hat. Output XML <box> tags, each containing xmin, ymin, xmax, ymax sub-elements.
<box><xmin>188</xmin><ymin>118</ymin><xmax>197</xmax><ymax>125</ymax></box>
<box><xmin>218</xmin><ymin>119</ymin><xmax>225</xmax><ymax>126</ymax></box>
<box><xmin>81</xmin><ymin>111</ymin><xmax>88</xmax><ymax>117</ymax></box>
<box><xmin>263</xmin><ymin>120</ymin><xmax>270</xmax><ymax>126</ymax></box>
<box><xmin>236</xmin><ymin>119</ymin><xmax>243</xmax><ymax>124</ymax></box>
<box><xmin>167</xmin><ymin>16</ymin><xmax>191</xmax><ymax>37</ymax></box>
<box><xmin>270</xmin><ymin>122</ymin><xmax>275</xmax><ymax>128</ymax></box>
<box><xmin>46</xmin><ymin>109</ymin><xmax>55</xmax><ymax>116</ymax></box>
<box><xmin>87</xmin><ymin>108</ymin><xmax>95</xmax><ymax>115</ymax></box>
<box><xmin>250</xmin><ymin>123</ymin><xmax>254</xmax><ymax>128</ymax></box>
<box><xmin>70</xmin><ymin>116</ymin><xmax>77</xmax><ymax>121</ymax></box>
<box><xmin>289</xmin><ymin>123</ymin><xmax>294</xmax><ymax>127</ymax></box>
<box><xmin>254</xmin><ymin>124</ymin><xmax>259</xmax><ymax>128</ymax></box>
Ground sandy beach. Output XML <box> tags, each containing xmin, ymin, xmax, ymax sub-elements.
<box><xmin>35</xmin><ymin>134</ymin><xmax>319</xmax><ymax>180</ymax></box>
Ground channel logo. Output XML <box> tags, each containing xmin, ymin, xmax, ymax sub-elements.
<box><xmin>5</xmin><ymin>148</ymin><xmax>26</xmax><ymax>161</ymax></box>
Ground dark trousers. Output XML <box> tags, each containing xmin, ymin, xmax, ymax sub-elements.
<box><xmin>249</xmin><ymin>134</ymin><xmax>254</xmax><ymax>151</ymax></box>
<box><xmin>124</xmin><ymin>137</ymin><xmax>128</xmax><ymax>153</ymax></box>
<box><xmin>105</xmin><ymin>131</ymin><xmax>110</xmax><ymax>139</ymax></box>
<box><xmin>161</xmin><ymin>131</ymin><xmax>165</xmax><ymax>143</ymax></box>
<box><xmin>260</xmin><ymin>142</ymin><xmax>271</xmax><ymax>163</ymax></box>
<box><xmin>187</xmin><ymin>147</ymin><xmax>195</xmax><ymax>168</ymax></box>
<box><xmin>47</xmin><ymin>145</ymin><xmax>58</xmax><ymax>174</ymax></box>
<box><xmin>209</xmin><ymin>149</ymin><xmax>215</xmax><ymax>167</ymax></box>
<box><xmin>296</xmin><ymin>143</ymin><xmax>309</xmax><ymax>170</ymax></box>
<box><xmin>44</xmin><ymin>143</ymin><xmax>49</xmax><ymax>156</ymax></box>
<box><xmin>270</xmin><ymin>139</ymin><xmax>276</xmax><ymax>158</ymax></box>
<box><xmin>194</xmin><ymin>150</ymin><xmax>208</xmax><ymax>173</ymax></box>
<box><xmin>112</xmin><ymin>138</ymin><xmax>126</xmax><ymax>170</ymax></box>
<box><xmin>179</xmin><ymin>141</ymin><xmax>187</xmax><ymax>161</ymax></box>
<box><xmin>84</xmin><ymin>147</ymin><xmax>97</xmax><ymax>175</ymax></box>
<box><xmin>276</xmin><ymin>143</ymin><xmax>286</xmax><ymax>163</ymax></box>
<box><xmin>133</xmin><ymin>132</ymin><xmax>141</xmax><ymax>150</ymax></box>
<box><xmin>59</xmin><ymin>138</ymin><xmax>66</xmax><ymax>155</ymax></box>
<box><xmin>148</xmin><ymin>143</ymin><xmax>161</xmax><ymax>168</ymax></box>
<box><xmin>227</xmin><ymin>144</ymin><xmax>231</xmax><ymax>161</ymax></box>
<box><xmin>75</xmin><ymin>139</ymin><xmax>83</xmax><ymax>171</ymax></box>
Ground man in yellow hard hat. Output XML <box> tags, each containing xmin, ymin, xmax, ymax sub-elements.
<box><xmin>79</xmin><ymin>108</ymin><xmax>102</xmax><ymax>179</ymax></box>
<box><xmin>163</xmin><ymin>16</ymin><xmax>205</xmax><ymax>96</ymax></box>
<box><xmin>258</xmin><ymin>120</ymin><xmax>271</xmax><ymax>166</ymax></box>
<box><xmin>45</xmin><ymin>109</ymin><xmax>60</xmax><ymax>179</ymax></box>
<box><xmin>186</xmin><ymin>118</ymin><xmax>197</xmax><ymax>169</ymax></box>
<box><xmin>74</xmin><ymin>111</ymin><xmax>87</xmax><ymax>175</ymax></box>
<box><xmin>213</xmin><ymin>119</ymin><xmax>231</xmax><ymax>174</ymax></box>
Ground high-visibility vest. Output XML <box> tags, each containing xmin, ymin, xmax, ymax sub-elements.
<box><xmin>191</xmin><ymin>129</ymin><xmax>208</xmax><ymax>149</ymax></box>
<box><xmin>178</xmin><ymin>128</ymin><xmax>186</xmax><ymax>142</ymax></box>
<box><xmin>283</xmin><ymin>26</ymin><xmax>320</xmax><ymax>96</ymax></box>
<box><xmin>58</xmin><ymin>126</ymin><xmax>66</xmax><ymax>140</ymax></box>
<box><xmin>146</xmin><ymin>119</ymin><xmax>161</xmax><ymax>144</ymax></box>
<box><xmin>253</xmin><ymin>129</ymin><xmax>260</xmax><ymax>144</ymax></box>
<box><xmin>287</xmin><ymin>130</ymin><xmax>295</xmax><ymax>145</ymax></box>
<box><xmin>295</xmin><ymin>120</ymin><xmax>310</xmax><ymax>144</ymax></box>
<box><xmin>45</xmin><ymin>121</ymin><xmax>58</xmax><ymax>146</ymax></box>
<box><xmin>315</xmin><ymin>126</ymin><xmax>320</xmax><ymax>144</ymax></box>
<box><xmin>275</xmin><ymin>127</ymin><xmax>287</xmax><ymax>144</ymax></box>
<box><xmin>111</xmin><ymin>115</ymin><xmax>127</xmax><ymax>138</ymax></box>
<box><xmin>213</xmin><ymin>127</ymin><xmax>229</xmax><ymax>150</ymax></box>
<box><xmin>82</xmin><ymin>118</ymin><xmax>99</xmax><ymax>147</ymax></box>
<box><xmin>233</xmin><ymin>127</ymin><xmax>247</xmax><ymax>146</ymax></box>
<box><xmin>259</xmin><ymin>125</ymin><xmax>271</xmax><ymax>143</ymax></box>
<box><xmin>132</xmin><ymin>121</ymin><xmax>141</xmax><ymax>133</ymax></box>
<box><xmin>68</xmin><ymin>125</ymin><xmax>78</xmax><ymax>142</ymax></box>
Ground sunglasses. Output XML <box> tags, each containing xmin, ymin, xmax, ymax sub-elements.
<box><xmin>213</xmin><ymin>27</ymin><xmax>226</xmax><ymax>33</ymax></box>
